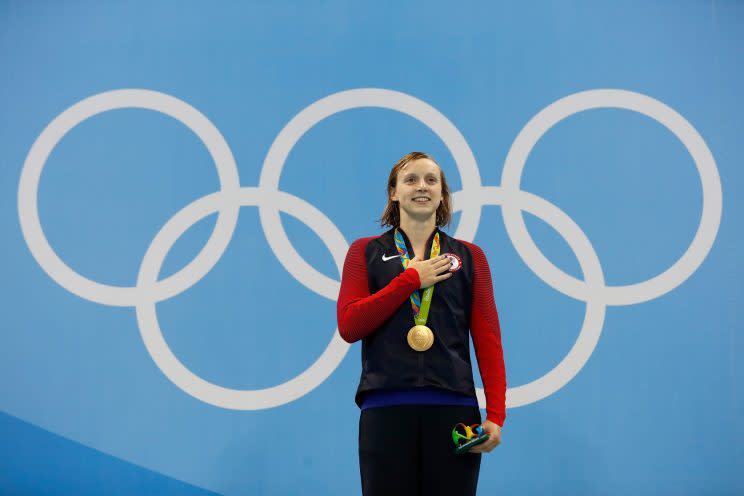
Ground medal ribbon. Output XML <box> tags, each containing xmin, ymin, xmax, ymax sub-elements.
<box><xmin>394</xmin><ymin>229</ymin><xmax>440</xmax><ymax>325</ymax></box>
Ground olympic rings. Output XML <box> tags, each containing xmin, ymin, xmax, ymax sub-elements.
<box><xmin>17</xmin><ymin>87</ymin><xmax>722</xmax><ymax>411</ymax></box>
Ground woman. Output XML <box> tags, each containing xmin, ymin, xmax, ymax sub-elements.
<box><xmin>337</xmin><ymin>152</ymin><xmax>506</xmax><ymax>496</ymax></box>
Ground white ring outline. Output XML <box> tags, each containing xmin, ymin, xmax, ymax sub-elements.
<box><xmin>17</xmin><ymin>89</ymin><xmax>241</xmax><ymax>307</ymax></box>
<box><xmin>501</xmin><ymin>89</ymin><xmax>722</xmax><ymax>306</ymax></box>
<box><xmin>136</xmin><ymin>188</ymin><xmax>349</xmax><ymax>409</ymax></box>
<box><xmin>258</xmin><ymin>88</ymin><xmax>483</xmax><ymax>301</ymax></box>
<box><xmin>461</xmin><ymin>187</ymin><xmax>606</xmax><ymax>408</ymax></box>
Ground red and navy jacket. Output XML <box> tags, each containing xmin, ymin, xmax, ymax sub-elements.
<box><xmin>337</xmin><ymin>227</ymin><xmax>507</xmax><ymax>426</ymax></box>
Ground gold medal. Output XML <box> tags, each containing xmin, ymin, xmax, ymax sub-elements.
<box><xmin>407</xmin><ymin>325</ymin><xmax>434</xmax><ymax>352</ymax></box>
<box><xmin>395</xmin><ymin>230</ymin><xmax>439</xmax><ymax>352</ymax></box>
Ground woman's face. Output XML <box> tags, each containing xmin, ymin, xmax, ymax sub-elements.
<box><xmin>391</xmin><ymin>158</ymin><xmax>443</xmax><ymax>223</ymax></box>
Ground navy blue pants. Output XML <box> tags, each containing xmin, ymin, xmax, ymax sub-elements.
<box><xmin>358</xmin><ymin>405</ymin><xmax>482</xmax><ymax>496</ymax></box>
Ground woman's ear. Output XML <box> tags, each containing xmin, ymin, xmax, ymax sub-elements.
<box><xmin>390</xmin><ymin>188</ymin><xmax>398</xmax><ymax>202</ymax></box>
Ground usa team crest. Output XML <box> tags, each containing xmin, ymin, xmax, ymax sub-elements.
<box><xmin>443</xmin><ymin>253</ymin><xmax>463</xmax><ymax>273</ymax></box>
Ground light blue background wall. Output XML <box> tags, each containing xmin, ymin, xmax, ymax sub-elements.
<box><xmin>1</xmin><ymin>1</ymin><xmax>742</xmax><ymax>494</ymax></box>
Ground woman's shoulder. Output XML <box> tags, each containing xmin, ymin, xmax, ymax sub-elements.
<box><xmin>348</xmin><ymin>234</ymin><xmax>384</xmax><ymax>254</ymax></box>
<box><xmin>448</xmin><ymin>235</ymin><xmax>486</xmax><ymax>257</ymax></box>
<box><xmin>349</xmin><ymin>228</ymin><xmax>396</xmax><ymax>250</ymax></box>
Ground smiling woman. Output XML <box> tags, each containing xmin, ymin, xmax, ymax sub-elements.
<box><xmin>337</xmin><ymin>152</ymin><xmax>507</xmax><ymax>496</ymax></box>
<box><xmin>380</xmin><ymin>152</ymin><xmax>452</xmax><ymax>230</ymax></box>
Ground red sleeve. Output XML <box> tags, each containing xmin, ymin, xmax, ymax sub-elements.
<box><xmin>462</xmin><ymin>241</ymin><xmax>507</xmax><ymax>427</ymax></box>
<box><xmin>337</xmin><ymin>237</ymin><xmax>421</xmax><ymax>343</ymax></box>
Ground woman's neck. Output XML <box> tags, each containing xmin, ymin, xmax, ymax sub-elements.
<box><xmin>399</xmin><ymin>214</ymin><xmax>436</xmax><ymax>257</ymax></box>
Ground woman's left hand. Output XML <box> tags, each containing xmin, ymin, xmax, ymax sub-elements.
<box><xmin>468</xmin><ymin>420</ymin><xmax>501</xmax><ymax>454</ymax></box>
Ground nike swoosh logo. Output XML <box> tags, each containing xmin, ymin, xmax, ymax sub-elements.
<box><xmin>382</xmin><ymin>254</ymin><xmax>402</xmax><ymax>262</ymax></box>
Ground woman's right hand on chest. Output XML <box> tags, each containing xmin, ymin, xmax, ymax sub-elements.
<box><xmin>406</xmin><ymin>255</ymin><xmax>453</xmax><ymax>288</ymax></box>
